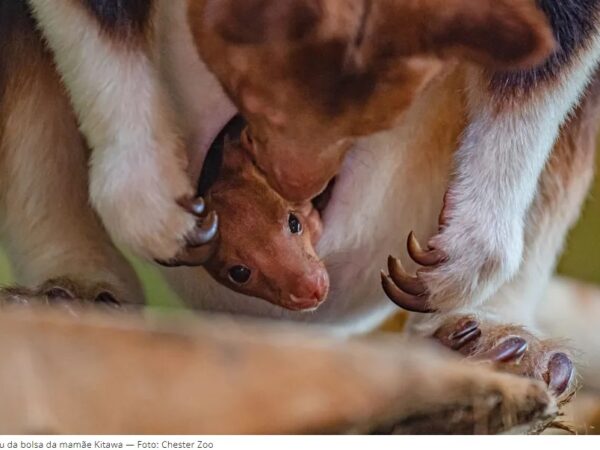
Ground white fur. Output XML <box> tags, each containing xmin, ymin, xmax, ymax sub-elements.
<box><xmin>417</xmin><ymin>37</ymin><xmax>600</xmax><ymax>313</ymax></box>
<box><xmin>155</xmin><ymin>0</ymin><xmax>237</xmax><ymax>180</ymax></box>
<box><xmin>26</xmin><ymin>0</ymin><xmax>201</xmax><ymax>261</ymax></box>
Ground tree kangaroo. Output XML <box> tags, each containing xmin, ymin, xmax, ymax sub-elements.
<box><xmin>1</xmin><ymin>0</ymin><xmax>599</xmax><ymax>402</ymax></box>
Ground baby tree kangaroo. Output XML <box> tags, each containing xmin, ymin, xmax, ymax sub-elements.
<box><xmin>195</xmin><ymin>116</ymin><xmax>329</xmax><ymax>311</ymax></box>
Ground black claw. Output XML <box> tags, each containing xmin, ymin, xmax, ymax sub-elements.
<box><xmin>449</xmin><ymin>320</ymin><xmax>481</xmax><ymax>350</ymax></box>
<box><xmin>435</xmin><ymin>318</ymin><xmax>481</xmax><ymax>352</ymax></box>
<box><xmin>449</xmin><ymin>320</ymin><xmax>478</xmax><ymax>340</ymax></box>
<box><xmin>44</xmin><ymin>287</ymin><xmax>75</xmax><ymax>301</ymax></box>
<box><xmin>477</xmin><ymin>336</ymin><xmax>528</xmax><ymax>363</ymax></box>
<box><xmin>95</xmin><ymin>291</ymin><xmax>121</xmax><ymax>307</ymax></box>
<box><xmin>546</xmin><ymin>353</ymin><xmax>573</xmax><ymax>396</ymax></box>
<box><xmin>381</xmin><ymin>272</ymin><xmax>434</xmax><ymax>313</ymax></box>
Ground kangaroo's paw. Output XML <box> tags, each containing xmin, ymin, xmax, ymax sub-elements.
<box><xmin>434</xmin><ymin>316</ymin><xmax>577</xmax><ymax>403</ymax></box>
<box><xmin>382</xmin><ymin>192</ymin><xmax>522</xmax><ymax>313</ymax></box>
<box><xmin>153</xmin><ymin>197</ymin><xmax>219</xmax><ymax>267</ymax></box>
<box><xmin>98</xmin><ymin>187</ymin><xmax>219</xmax><ymax>267</ymax></box>
<box><xmin>90</xmin><ymin>129</ymin><xmax>220</xmax><ymax>267</ymax></box>
<box><xmin>0</xmin><ymin>277</ymin><xmax>137</xmax><ymax>313</ymax></box>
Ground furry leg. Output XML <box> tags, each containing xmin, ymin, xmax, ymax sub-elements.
<box><xmin>409</xmin><ymin>69</ymin><xmax>600</xmax><ymax>401</ymax></box>
<box><xmin>25</xmin><ymin>0</ymin><xmax>217</xmax><ymax>263</ymax></box>
<box><xmin>387</xmin><ymin>5</ymin><xmax>600</xmax><ymax>311</ymax></box>
<box><xmin>0</xmin><ymin>3</ymin><xmax>143</xmax><ymax>304</ymax></box>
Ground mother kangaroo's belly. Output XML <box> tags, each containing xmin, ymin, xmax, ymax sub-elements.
<box><xmin>162</xmin><ymin>62</ymin><xmax>465</xmax><ymax>335</ymax></box>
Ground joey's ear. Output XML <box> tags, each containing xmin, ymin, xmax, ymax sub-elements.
<box><xmin>395</xmin><ymin>0</ymin><xmax>555</xmax><ymax>69</ymax></box>
<box><xmin>196</xmin><ymin>0</ymin><xmax>322</xmax><ymax>44</ymax></box>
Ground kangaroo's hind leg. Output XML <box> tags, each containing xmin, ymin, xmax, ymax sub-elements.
<box><xmin>0</xmin><ymin>1</ymin><xmax>143</xmax><ymax>306</ymax></box>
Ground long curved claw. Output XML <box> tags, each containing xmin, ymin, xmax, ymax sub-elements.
<box><xmin>186</xmin><ymin>211</ymin><xmax>219</xmax><ymax>247</ymax></box>
<box><xmin>476</xmin><ymin>336</ymin><xmax>528</xmax><ymax>363</ymax></box>
<box><xmin>380</xmin><ymin>271</ymin><xmax>435</xmax><ymax>313</ymax></box>
<box><xmin>407</xmin><ymin>232</ymin><xmax>446</xmax><ymax>267</ymax></box>
<box><xmin>387</xmin><ymin>255</ymin><xmax>426</xmax><ymax>296</ymax></box>
<box><xmin>545</xmin><ymin>353</ymin><xmax>574</xmax><ymax>396</ymax></box>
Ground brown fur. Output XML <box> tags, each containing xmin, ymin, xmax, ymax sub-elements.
<box><xmin>202</xmin><ymin>140</ymin><xmax>328</xmax><ymax>311</ymax></box>
<box><xmin>189</xmin><ymin>0</ymin><xmax>554</xmax><ymax>202</ymax></box>
<box><xmin>0</xmin><ymin>308</ymin><xmax>557</xmax><ymax>434</ymax></box>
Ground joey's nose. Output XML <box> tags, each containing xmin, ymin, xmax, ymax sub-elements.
<box><xmin>311</xmin><ymin>270</ymin><xmax>329</xmax><ymax>301</ymax></box>
<box><xmin>290</xmin><ymin>270</ymin><xmax>330</xmax><ymax>307</ymax></box>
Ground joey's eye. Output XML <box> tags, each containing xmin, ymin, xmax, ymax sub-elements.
<box><xmin>228</xmin><ymin>265</ymin><xmax>251</xmax><ymax>284</ymax></box>
<box><xmin>288</xmin><ymin>213</ymin><xmax>303</xmax><ymax>234</ymax></box>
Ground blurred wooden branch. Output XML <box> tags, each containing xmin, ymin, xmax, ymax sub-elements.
<box><xmin>0</xmin><ymin>298</ymin><xmax>557</xmax><ymax>434</ymax></box>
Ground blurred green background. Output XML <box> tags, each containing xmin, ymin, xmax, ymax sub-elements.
<box><xmin>1</xmin><ymin>151</ymin><xmax>599</xmax><ymax>305</ymax></box>
<box><xmin>557</xmin><ymin>151</ymin><xmax>600</xmax><ymax>284</ymax></box>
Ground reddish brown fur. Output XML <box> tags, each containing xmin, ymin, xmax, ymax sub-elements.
<box><xmin>202</xmin><ymin>139</ymin><xmax>329</xmax><ymax>311</ymax></box>
<box><xmin>189</xmin><ymin>0</ymin><xmax>554</xmax><ymax>202</ymax></box>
